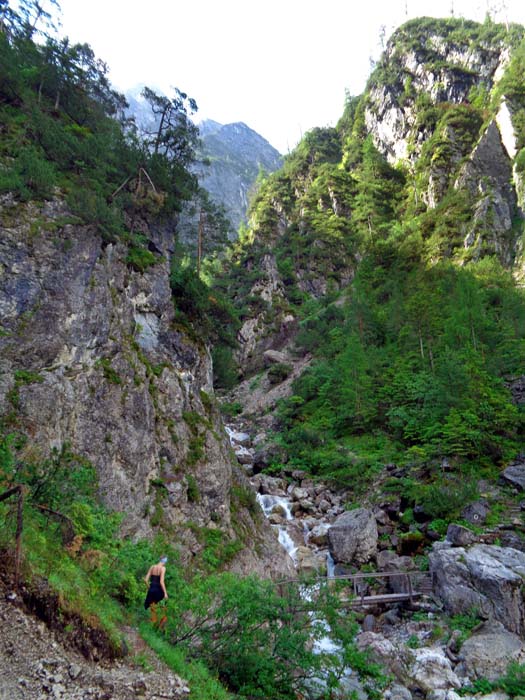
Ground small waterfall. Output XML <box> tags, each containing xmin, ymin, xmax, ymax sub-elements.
<box><xmin>225</xmin><ymin>425</ymin><xmax>250</xmax><ymax>445</ymax></box>
<box><xmin>256</xmin><ymin>493</ymin><xmax>297</xmax><ymax>562</ymax></box>
<box><xmin>278</xmin><ymin>529</ymin><xmax>298</xmax><ymax>563</ymax></box>
<box><xmin>326</xmin><ymin>551</ymin><xmax>336</xmax><ymax>578</ymax></box>
<box><xmin>256</xmin><ymin>493</ymin><xmax>293</xmax><ymax>520</ymax></box>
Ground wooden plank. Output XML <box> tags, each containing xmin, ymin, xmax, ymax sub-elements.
<box><xmin>347</xmin><ymin>592</ymin><xmax>423</xmax><ymax>607</ymax></box>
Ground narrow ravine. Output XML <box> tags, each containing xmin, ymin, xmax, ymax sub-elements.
<box><xmin>225</xmin><ymin>423</ymin><xmax>346</xmax><ymax>576</ymax></box>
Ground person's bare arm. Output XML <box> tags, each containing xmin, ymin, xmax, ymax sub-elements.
<box><xmin>160</xmin><ymin>568</ymin><xmax>168</xmax><ymax>598</ymax></box>
<box><xmin>144</xmin><ymin>566</ymin><xmax>152</xmax><ymax>585</ymax></box>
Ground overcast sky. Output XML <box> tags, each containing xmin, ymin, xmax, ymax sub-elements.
<box><xmin>57</xmin><ymin>0</ymin><xmax>525</xmax><ymax>153</ymax></box>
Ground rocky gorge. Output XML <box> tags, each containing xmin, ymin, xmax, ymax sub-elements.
<box><xmin>3</xmin><ymin>9</ymin><xmax>525</xmax><ymax>700</ymax></box>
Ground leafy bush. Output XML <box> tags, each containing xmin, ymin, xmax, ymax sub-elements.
<box><xmin>125</xmin><ymin>243</ymin><xmax>158</xmax><ymax>273</ymax></box>
<box><xmin>67</xmin><ymin>188</ymin><xmax>125</xmax><ymax>241</ymax></box>
<box><xmin>268</xmin><ymin>362</ymin><xmax>293</xmax><ymax>385</ymax></box>
<box><xmin>160</xmin><ymin>572</ymin><xmax>386</xmax><ymax>700</ymax></box>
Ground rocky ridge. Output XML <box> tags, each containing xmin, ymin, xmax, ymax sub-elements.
<box><xmin>225</xmin><ymin>20</ymin><xmax>525</xmax><ymax>375</ymax></box>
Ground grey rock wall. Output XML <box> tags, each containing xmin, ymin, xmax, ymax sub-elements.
<box><xmin>0</xmin><ymin>196</ymin><xmax>289</xmax><ymax>577</ymax></box>
<box><xmin>429</xmin><ymin>543</ymin><xmax>525</xmax><ymax>635</ymax></box>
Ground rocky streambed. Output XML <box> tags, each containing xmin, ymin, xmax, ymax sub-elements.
<box><xmin>226</xmin><ymin>422</ymin><xmax>525</xmax><ymax>700</ymax></box>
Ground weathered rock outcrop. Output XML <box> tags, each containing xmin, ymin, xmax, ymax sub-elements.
<box><xmin>501</xmin><ymin>458</ymin><xmax>525</xmax><ymax>490</ymax></box>
<box><xmin>363</xmin><ymin>24</ymin><xmax>524</xmax><ymax>268</ymax></box>
<box><xmin>365</xmin><ymin>27</ymin><xmax>511</xmax><ymax>165</ymax></box>
<box><xmin>458</xmin><ymin>620</ymin><xmax>525</xmax><ymax>681</ymax></box>
<box><xmin>455</xmin><ymin>120</ymin><xmax>518</xmax><ymax>264</ymax></box>
<box><xmin>429</xmin><ymin>543</ymin><xmax>525</xmax><ymax>635</ymax></box>
<box><xmin>0</xmin><ymin>196</ymin><xmax>289</xmax><ymax>577</ymax></box>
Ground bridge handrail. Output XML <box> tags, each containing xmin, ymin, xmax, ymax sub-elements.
<box><xmin>277</xmin><ymin>569</ymin><xmax>432</xmax><ymax>587</ymax></box>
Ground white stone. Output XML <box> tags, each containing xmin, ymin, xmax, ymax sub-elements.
<box><xmin>411</xmin><ymin>647</ymin><xmax>462</xmax><ymax>692</ymax></box>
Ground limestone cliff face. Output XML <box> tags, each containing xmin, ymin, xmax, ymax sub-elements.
<box><xmin>0</xmin><ymin>195</ymin><xmax>290</xmax><ymax>577</ymax></box>
<box><xmin>366</xmin><ymin>39</ymin><xmax>509</xmax><ymax>164</ymax></box>
<box><xmin>364</xmin><ymin>20</ymin><xmax>525</xmax><ymax>267</ymax></box>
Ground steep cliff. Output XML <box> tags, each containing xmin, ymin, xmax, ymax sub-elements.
<box><xmin>0</xmin><ymin>194</ymin><xmax>290</xmax><ymax>578</ymax></box>
<box><xmin>219</xmin><ymin>17</ymin><xmax>525</xmax><ymax>380</ymax></box>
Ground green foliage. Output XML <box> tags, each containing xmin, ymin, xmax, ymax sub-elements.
<box><xmin>459</xmin><ymin>662</ymin><xmax>525</xmax><ymax>698</ymax></box>
<box><xmin>0</xmin><ymin>14</ymin><xmax>200</xmax><ymax>254</ymax></box>
<box><xmin>219</xmin><ymin>401</ymin><xmax>242</xmax><ymax>418</ymax></box>
<box><xmin>277</xmin><ymin>251</ymin><xmax>525</xmax><ymax>489</ymax></box>
<box><xmin>157</xmin><ymin>572</ymin><xmax>386</xmax><ymax>699</ymax></box>
<box><xmin>13</xmin><ymin>369</ymin><xmax>44</xmax><ymax>384</ymax></box>
<box><xmin>139</xmin><ymin>625</ymin><xmax>231</xmax><ymax>700</ymax></box>
<box><xmin>230</xmin><ymin>483</ymin><xmax>259</xmax><ymax>518</ymax></box>
<box><xmin>125</xmin><ymin>235</ymin><xmax>159</xmax><ymax>272</ymax></box>
<box><xmin>500</xmin><ymin>661</ymin><xmax>525</xmax><ymax>697</ymax></box>
<box><xmin>170</xmin><ymin>257</ymin><xmax>239</xmax><ymax>346</ymax></box>
<box><xmin>448</xmin><ymin>608</ymin><xmax>482</xmax><ymax>648</ymax></box>
<box><xmin>211</xmin><ymin>345</ymin><xmax>238</xmax><ymax>390</ymax></box>
<box><xmin>96</xmin><ymin>358</ymin><xmax>122</xmax><ymax>385</ymax></box>
<box><xmin>407</xmin><ymin>634</ymin><xmax>420</xmax><ymax>649</ymax></box>
<box><xmin>186</xmin><ymin>474</ymin><xmax>200</xmax><ymax>503</ymax></box>
<box><xmin>0</xmin><ymin>145</ymin><xmax>57</xmax><ymax>199</ymax></box>
<box><xmin>267</xmin><ymin>362</ymin><xmax>292</xmax><ymax>385</ymax></box>
<box><xmin>418</xmin><ymin>476</ymin><xmax>479</xmax><ymax>520</ymax></box>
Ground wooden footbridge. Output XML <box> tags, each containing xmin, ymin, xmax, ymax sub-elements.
<box><xmin>276</xmin><ymin>570</ymin><xmax>434</xmax><ymax>610</ymax></box>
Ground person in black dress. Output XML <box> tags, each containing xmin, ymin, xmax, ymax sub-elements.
<box><xmin>144</xmin><ymin>556</ymin><xmax>168</xmax><ymax>609</ymax></box>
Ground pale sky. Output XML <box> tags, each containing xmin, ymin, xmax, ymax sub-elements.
<box><xmin>56</xmin><ymin>0</ymin><xmax>525</xmax><ymax>153</ymax></box>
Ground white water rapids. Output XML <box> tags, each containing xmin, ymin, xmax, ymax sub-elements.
<box><xmin>256</xmin><ymin>493</ymin><xmax>298</xmax><ymax>564</ymax></box>
<box><xmin>226</xmin><ymin>425</ymin><xmax>361</xmax><ymax>693</ymax></box>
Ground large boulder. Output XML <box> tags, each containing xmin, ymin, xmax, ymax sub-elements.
<box><xmin>308</xmin><ymin>523</ymin><xmax>330</xmax><ymax>547</ymax></box>
<box><xmin>446</xmin><ymin>524</ymin><xmax>476</xmax><ymax>547</ymax></box>
<box><xmin>429</xmin><ymin>543</ymin><xmax>525</xmax><ymax>635</ymax></box>
<box><xmin>458</xmin><ymin>620</ymin><xmax>525</xmax><ymax>681</ymax></box>
<box><xmin>410</xmin><ymin>647</ymin><xmax>462</xmax><ymax>693</ymax></box>
<box><xmin>328</xmin><ymin>508</ymin><xmax>378</xmax><ymax>565</ymax></box>
<box><xmin>461</xmin><ymin>500</ymin><xmax>490</xmax><ymax>526</ymax></box>
<box><xmin>501</xmin><ymin>460</ymin><xmax>525</xmax><ymax>491</ymax></box>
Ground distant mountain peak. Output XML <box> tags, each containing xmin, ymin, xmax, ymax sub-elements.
<box><xmin>196</xmin><ymin>119</ymin><xmax>282</xmax><ymax>236</ymax></box>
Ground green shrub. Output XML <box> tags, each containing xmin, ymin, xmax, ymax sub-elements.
<box><xmin>515</xmin><ymin>148</ymin><xmax>525</xmax><ymax>173</ymax></box>
<box><xmin>219</xmin><ymin>401</ymin><xmax>242</xmax><ymax>417</ymax></box>
<box><xmin>501</xmin><ymin>661</ymin><xmax>525</xmax><ymax>697</ymax></box>
<box><xmin>126</xmin><ymin>244</ymin><xmax>157</xmax><ymax>273</ymax></box>
<box><xmin>186</xmin><ymin>474</ymin><xmax>200</xmax><ymax>502</ymax></box>
<box><xmin>448</xmin><ymin>608</ymin><xmax>482</xmax><ymax>647</ymax></box>
<box><xmin>96</xmin><ymin>358</ymin><xmax>122</xmax><ymax>385</ymax></box>
<box><xmin>267</xmin><ymin>362</ymin><xmax>293</xmax><ymax>385</ymax></box>
<box><xmin>16</xmin><ymin>146</ymin><xmax>57</xmax><ymax>198</ymax></box>
<box><xmin>67</xmin><ymin>188</ymin><xmax>125</xmax><ymax>241</ymax></box>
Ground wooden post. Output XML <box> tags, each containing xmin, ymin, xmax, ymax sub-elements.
<box><xmin>407</xmin><ymin>573</ymin><xmax>413</xmax><ymax>604</ymax></box>
<box><xmin>14</xmin><ymin>486</ymin><xmax>26</xmax><ymax>590</ymax></box>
